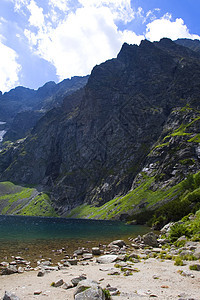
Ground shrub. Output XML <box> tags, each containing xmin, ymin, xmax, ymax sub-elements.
<box><xmin>169</xmin><ymin>223</ymin><xmax>189</xmax><ymax>242</ymax></box>
<box><xmin>103</xmin><ymin>289</ymin><xmax>111</xmax><ymax>300</ymax></box>
<box><xmin>174</xmin><ymin>257</ymin><xmax>184</xmax><ymax>266</ymax></box>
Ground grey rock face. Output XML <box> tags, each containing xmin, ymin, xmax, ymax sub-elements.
<box><xmin>1</xmin><ymin>39</ymin><xmax>200</xmax><ymax>218</ymax></box>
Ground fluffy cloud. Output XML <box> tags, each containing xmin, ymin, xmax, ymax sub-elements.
<box><xmin>27</xmin><ymin>0</ymin><xmax>44</xmax><ymax>28</ymax></box>
<box><xmin>146</xmin><ymin>13</ymin><xmax>200</xmax><ymax>41</ymax></box>
<box><xmin>0</xmin><ymin>41</ymin><xmax>21</xmax><ymax>93</ymax></box>
<box><xmin>23</xmin><ymin>0</ymin><xmax>143</xmax><ymax>81</ymax></box>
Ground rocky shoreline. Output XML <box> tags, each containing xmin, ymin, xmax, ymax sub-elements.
<box><xmin>0</xmin><ymin>230</ymin><xmax>200</xmax><ymax>300</ymax></box>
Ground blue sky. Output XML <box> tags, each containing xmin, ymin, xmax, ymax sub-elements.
<box><xmin>0</xmin><ymin>0</ymin><xmax>199</xmax><ymax>93</ymax></box>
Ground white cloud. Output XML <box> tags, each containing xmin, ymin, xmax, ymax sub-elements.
<box><xmin>120</xmin><ymin>30</ymin><xmax>144</xmax><ymax>45</ymax></box>
<box><xmin>23</xmin><ymin>1</ymin><xmax>143</xmax><ymax>81</ymax></box>
<box><xmin>146</xmin><ymin>13</ymin><xmax>200</xmax><ymax>41</ymax></box>
<box><xmin>0</xmin><ymin>41</ymin><xmax>21</xmax><ymax>93</ymax></box>
<box><xmin>48</xmin><ymin>0</ymin><xmax>70</xmax><ymax>12</ymax></box>
<box><xmin>27</xmin><ymin>0</ymin><xmax>44</xmax><ymax>28</ymax></box>
<box><xmin>79</xmin><ymin>0</ymin><xmax>135</xmax><ymax>23</ymax></box>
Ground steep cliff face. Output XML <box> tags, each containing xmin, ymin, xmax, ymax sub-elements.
<box><xmin>1</xmin><ymin>38</ymin><xmax>200</xmax><ymax>218</ymax></box>
<box><xmin>0</xmin><ymin>76</ymin><xmax>89</xmax><ymax>141</ymax></box>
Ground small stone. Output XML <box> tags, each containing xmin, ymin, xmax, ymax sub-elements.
<box><xmin>82</xmin><ymin>253</ymin><xmax>93</xmax><ymax>260</ymax></box>
<box><xmin>67</xmin><ymin>259</ymin><xmax>78</xmax><ymax>265</ymax></box>
<box><xmin>53</xmin><ymin>279</ymin><xmax>64</xmax><ymax>287</ymax></box>
<box><xmin>62</xmin><ymin>282</ymin><xmax>73</xmax><ymax>289</ymax></box>
<box><xmin>34</xmin><ymin>291</ymin><xmax>42</xmax><ymax>295</ymax></box>
<box><xmin>74</xmin><ymin>249</ymin><xmax>84</xmax><ymax>255</ymax></box>
<box><xmin>92</xmin><ymin>247</ymin><xmax>101</xmax><ymax>255</ymax></box>
<box><xmin>37</xmin><ymin>270</ymin><xmax>45</xmax><ymax>277</ymax></box>
<box><xmin>108</xmin><ymin>270</ymin><xmax>120</xmax><ymax>275</ymax></box>
<box><xmin>17</xmin><ymin>267</ymin><xmax>24</xmax><ymax>273</ymax></box>
<box><xmin>108</xmin><ymin>240</ymin><xmax>126</xmax><ymax>248</ymax></box>
<box><xmin>161</xmin><ymin>285</ymin><xmax>169</xmax><ymax>288</ymax></box>
<box><xmin>131</xmin><ymin>243</ymin><xmax>140</xmax><ymax>249</ymax></box>
<box><xmin>71</xmin><ymin>275</ymin><xmax>87</xmax><ymax>287</ymax></box>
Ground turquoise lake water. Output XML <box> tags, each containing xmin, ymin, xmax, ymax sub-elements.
<box><xmin>0</xmin><ymin>215</ymin><xmax>150</xmax><ymax>264</ymax></box>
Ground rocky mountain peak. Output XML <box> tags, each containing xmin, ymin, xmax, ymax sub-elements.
<box><xmin>0</xmin><ymin>38</ymin><xmax>200</xmax><ymax>219</ymax></box>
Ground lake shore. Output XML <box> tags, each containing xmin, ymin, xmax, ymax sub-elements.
<box><xmin>0</xmin><ymin>233</ymin><xmax>200</xmax><ymax>300</ymax></box>
<box><xmin>1</xmin><ymin>258</ymin><xmax>200</xmax><ymax>300</ymax></box>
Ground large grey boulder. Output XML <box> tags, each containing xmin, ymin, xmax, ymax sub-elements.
<box><xmin>96</xmin><ymin>255</ymin><xmax>118</xmax><ymax>264</ymax></box>
<box><xmin>74</xmin><ymin>279</ymin><xmax>99</xmax><ymax>297</ymax></box>
<box><xmin>74</xmin><ymin>286</ymin><xmax>105</xmax><ymax>300</ymax></box>
<box><xmin>143</xmin><ymin>232</ymin><xmax>158</xmax><ymax>247</ymax></box>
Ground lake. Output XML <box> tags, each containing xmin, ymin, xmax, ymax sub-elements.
<box><xmin>0</xmin><ymin>215</ymin><xmax>150</xmax><ymax>264</ymax></box>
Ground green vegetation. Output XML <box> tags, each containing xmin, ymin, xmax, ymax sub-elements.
<box><xmin>102</xmin><ymin>289</ymin><xmax>111</xmax><ymax>300</ymax></box>
<box><xmin>189</xmin><ymin>264</ymin><xmax>200</xmax><ymax>271</ymax></box>
<box><xmin>168</xmin><ymin>210</ymin><xmax>200</xmax><ymax>242</ymax></box>
<box><xmin>18</xmin><ymin>193</ymin><xmax>58</xmax><ymax>217</ymax></box>
<box><xmin>174</xmin><ymin>256</ymin><xmax>184</xmax><ymax>266</ymax></box>
<box><xmin>0</xmin><ymin>181</ymin><xmax>58</xmax><ymax>217</ymax></box>
<box><xmin>67</xmin><ymin>175</ymin><xmax>180</xmax><ymax>220</ymax></box>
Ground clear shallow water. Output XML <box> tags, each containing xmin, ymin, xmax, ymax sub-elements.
<box><xmin>0</xmin><ymin>215</ymin><xmax>149</xmax><ymax>264</ymax></box>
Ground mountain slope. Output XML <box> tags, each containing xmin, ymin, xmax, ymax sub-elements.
<box><xmin>0</xmin><ymin>38</ymin><xmax>200</xmax><ymax>220</ymax></box>
<box><xmin>0</xmin><ymin>76</ymin><xmax>89</xmax><ymax>142</ymax></box>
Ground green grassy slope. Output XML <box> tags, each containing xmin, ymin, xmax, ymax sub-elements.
<box><xmin>0</xmin><ymin>181</ymin><xmax>58</xmax><ymax>217</ymax></box>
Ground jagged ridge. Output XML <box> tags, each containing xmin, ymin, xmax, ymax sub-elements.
<box><xmin>0</xmin><ymin>38</ymin><xmax>200</xmax><ymax>220</ymax></box>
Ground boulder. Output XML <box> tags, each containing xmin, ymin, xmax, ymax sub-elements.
<box><xmin>108</xmin><ymin>240</ymin><xmax>126</xmax><ymax>248</ymax></box>
<box><xmin>3</xmin><ymin>291</ymin><xmax>20</xmax><ymax>300</ymax></box>
<box><xmin>92</xmin><ymin>247</ymin><xmax>101</xmax><ymax>255</ymax></box>
<box><xmin>142</xmin><ymin>232</ymin><xmax>158</xmax><ymax>247</ymax></box>
<box><xmin>1</xmin><ymin>265</ymin><xmax>18</xmax><ymax>275</ymax></box>
<box><xmin>96</xmin><ymin>255</ymin><xmax>118</xmax><ymax>264</ymax></box>
<box><xmin>74</xmin><ymin>279</ymin><xmax>99</xmax><ymax>297</ymax></box>
<box><xmin>71</xmin><ymin>275</ymin><xmax>87</xmax><ymax>287</ymax></box>
<box><xmin>74</xmin><ymin>286</ymin><xmax>105</xmax><ymax>300</ymax></box>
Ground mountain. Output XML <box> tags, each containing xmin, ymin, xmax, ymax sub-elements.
<box><xmin>175</xmin><ymin>38</ymin><xmax>200</xmax><ymax>54</ymax></box>
<box><xmin>0</xmin><ymin>76</ymin><xmax>89</xmax><ymax>141</ymax></box>
<box><xmin>0</xmin><ymin>38</ymin><xmax>200</xmax><ymax>226</ymax></box>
